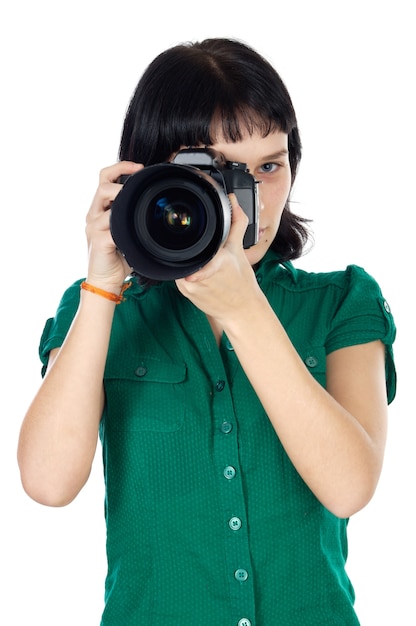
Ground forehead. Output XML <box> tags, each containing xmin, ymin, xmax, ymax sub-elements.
<box><xmin>209</xmin><ymin>108</ymin><xmax>280</xmax><ymax>143</ymax></box>
<box><xmin>210</xmin><ymin>127</ymin><xmax>289</xmax><ymax>161</ymax></box>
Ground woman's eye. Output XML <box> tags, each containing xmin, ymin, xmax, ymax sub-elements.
<box><xmin>259</xmin><ymin>162</ymin><xmax>279</xmax><ymax>174</ymax></box>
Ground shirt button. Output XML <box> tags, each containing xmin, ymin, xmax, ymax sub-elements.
<box><xmin>305</xmin><ymin>355</ymin><xmax>318</xmax><ymax>368</ymax></box>
<box><xmin>238</xmin><ymin>620</ymin><xmax>252</xmax><ymax>626</ymax></box>
<box><xmin>224</xmin><ymin>466</ymin><xmax>236</xmax><ymax>480</ymax></box>
<box><xmin>221</xmin><ymin>421</ymin><xmax>233</xmax><ymax>434</ymax></box>
<box><xmin>384</xmin><ymin>300</ymin><xmax>391</xmax><ymax>313</ymax></box>
<box><xmin>235</xmin><ymin>568</ymin><xmax>249</xmax><ymax>581</ymax></box>
<box><xmin>134</xmin><ymin>365</ymin><xmax>147</xmax><ymax>377</ymax></box>
<box><xmin>229</xmin><ymin>517</ymin><xmax>242</xmax><ymax>531</ymax></box>
<box><xmin>215</xmin><ymin>379</ymin><xmax>226</xmax><ymax>392</ymax></box>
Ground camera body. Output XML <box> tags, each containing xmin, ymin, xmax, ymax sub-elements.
<box><xmin>171</xmin><ymin>148</ymin><xmax>259</xmax><ymax>249</ymax></box>
<box><xmin>110</xmin><ymin>148</ymin><xmax>259</xmax><ymax>280</ymax></box>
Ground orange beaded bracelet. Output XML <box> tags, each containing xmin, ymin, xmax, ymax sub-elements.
<box><xmin>80</xmin><ymin>281</ymin><xmax>132</xmax><ymax>304</ymax></box>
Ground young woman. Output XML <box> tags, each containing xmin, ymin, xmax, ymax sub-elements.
<box><xmin>18</xmin><ymin>38</ymin><xmax>396</xmax><ymax>625</ymax></box>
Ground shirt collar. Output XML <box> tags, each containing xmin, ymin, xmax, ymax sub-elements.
<box><xmin>255</xmin><ymin>249</ymin><xmax>298</xmax><ymax>284</ymax></box>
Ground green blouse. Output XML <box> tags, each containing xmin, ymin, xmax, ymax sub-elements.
<box><xmin>39</xmin><ymin>251</ymin><xmax>396</xmax><ymax>625</ymax></box>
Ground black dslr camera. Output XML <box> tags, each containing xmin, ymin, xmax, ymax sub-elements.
<box><xmin>110</xmin><ymin>148</ymin><xmax>259</xmax><ymax>281</ymax></box>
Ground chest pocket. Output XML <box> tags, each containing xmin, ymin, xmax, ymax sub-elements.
<box><xmin>104</xmin><ymin>356</ymin><xmax>187</xmax><ymax>432</ymax></box>
<box><xmin>299</xmin><ymin>346</ymin><xmax>327</xmax><ymax>388</ymax></box>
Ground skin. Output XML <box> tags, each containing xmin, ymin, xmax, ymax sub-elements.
<box><xmin>17</xmin><ymin>128</ymin><xmax>388</xmax><ymax>518</ymax></box>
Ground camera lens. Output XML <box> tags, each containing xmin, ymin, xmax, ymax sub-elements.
<box><xmin>165</xmin><ymin>205</ymin><xmax>191</xmax><ymax>230</ymax></box>
<box><xmin>110</xmin><ymin>163</ymin><xmax>231</xmax><ymax>280</ymax></box>
<box><xmin>135</xmin><ymin>178</ymin><xmax>217</xmax><ymax>262</ymax></box>
<box><xmin>143</xmin><ymin>187</ymin><xmax>207</xmax><ymax>252</ymax></box>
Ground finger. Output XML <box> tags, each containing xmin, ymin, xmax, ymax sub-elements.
<box><xmin>182</xmin><ymin>254</ymin><xmax>222</xmax><ymax>283</ymax></box>
<box><xmin>88</xmin><ymin>163</ymin><xmax>144</xmax><ymax>222</ymax></box>
<box><xmin>87</xmin><ymin>183</ymin><xmax>118</xmax><ymax>222</ymax></box>
<box><xmin>99</xmin><ymin>161</ymin><xmax>143</xmax><ymax>184</ymax></box>
<box><xmin>182</xmin><ymin>196</ymin><xmax>249</xmax><ymax>283</ymax></box>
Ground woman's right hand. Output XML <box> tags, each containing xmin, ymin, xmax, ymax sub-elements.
<box><xmin>85</xmin><ymin>161</ymin><xmax>144</xmax><ymax>293</ymax></box>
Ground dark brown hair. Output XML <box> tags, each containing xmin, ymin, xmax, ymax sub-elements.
<box><xmin>119</xmin><ymin>38</ymin><xmax>310</xmax><ymax>283</ymax></box>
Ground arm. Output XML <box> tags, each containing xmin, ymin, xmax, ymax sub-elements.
<box><xmin>177</xmin><ymin>200</ymin><xmax>389</xmax><ymax>518</ymax></box>
<box><xmin>17</xmin><ymin>161</ymin><xmax>143</xmax><ymax>506</ymax></box>
<box><xmin>220</xmin><ymin>296</ymin><xmax>387</xmax><ymax>519</ymax></box>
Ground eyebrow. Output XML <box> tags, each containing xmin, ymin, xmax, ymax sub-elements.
<box><xmin>261</xmin><ymin>149</ymin><xmax>289</xmax><ymax>161</ymax></box>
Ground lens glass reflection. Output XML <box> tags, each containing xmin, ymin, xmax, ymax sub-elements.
<box><xmin>146</xmin><ymin>188</ymin><xmax>207</xmax><ymax>250</ymax></box>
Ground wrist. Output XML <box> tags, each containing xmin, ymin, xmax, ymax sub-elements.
<box><xmin>81</xmin><ymin>281</ymin><xmax>132</xmax><ymax>304</ymax></box>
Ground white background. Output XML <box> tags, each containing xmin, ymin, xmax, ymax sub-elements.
<box><xmin>1</xmin><ymin>1</ymin><xmax>414</xmax><ymax>624</ymax></box>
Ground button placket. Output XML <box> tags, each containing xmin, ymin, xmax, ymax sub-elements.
<box><xmin>212</xmin><ymin>381</ymin><xmax>255</xmax><ymax>623</ymax></box>
<box><xmin>189</xmin><ymin>312</ymin><xmax>255</xmax><ymax>621</ymax></box>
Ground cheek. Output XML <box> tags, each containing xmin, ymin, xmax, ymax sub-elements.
<box><xmin>261</xmin><ymin>183</ymin><xmax>289</xmax><ymax>220</ymax></box>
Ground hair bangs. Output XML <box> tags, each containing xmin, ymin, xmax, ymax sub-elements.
<box><xmin>210</xmin><ymin>105</ymin><xmax>281</xmax><ymax>144</ymax></box>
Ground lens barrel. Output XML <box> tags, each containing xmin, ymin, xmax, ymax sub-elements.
<box><xmin>110</xmin><ymin>163</ymin><xmax>231</xmax><ymax>280</ymax></box>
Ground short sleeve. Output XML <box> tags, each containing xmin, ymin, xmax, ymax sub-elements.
<box><xmin>326</xmin><ymin>265</ymin><xmax>396</xmax><ymax>403</ymax></box>
<box><xmin>39</xmin><ymin>279</ymin><xmax>83</xmax><ymax>376</ymax></box>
